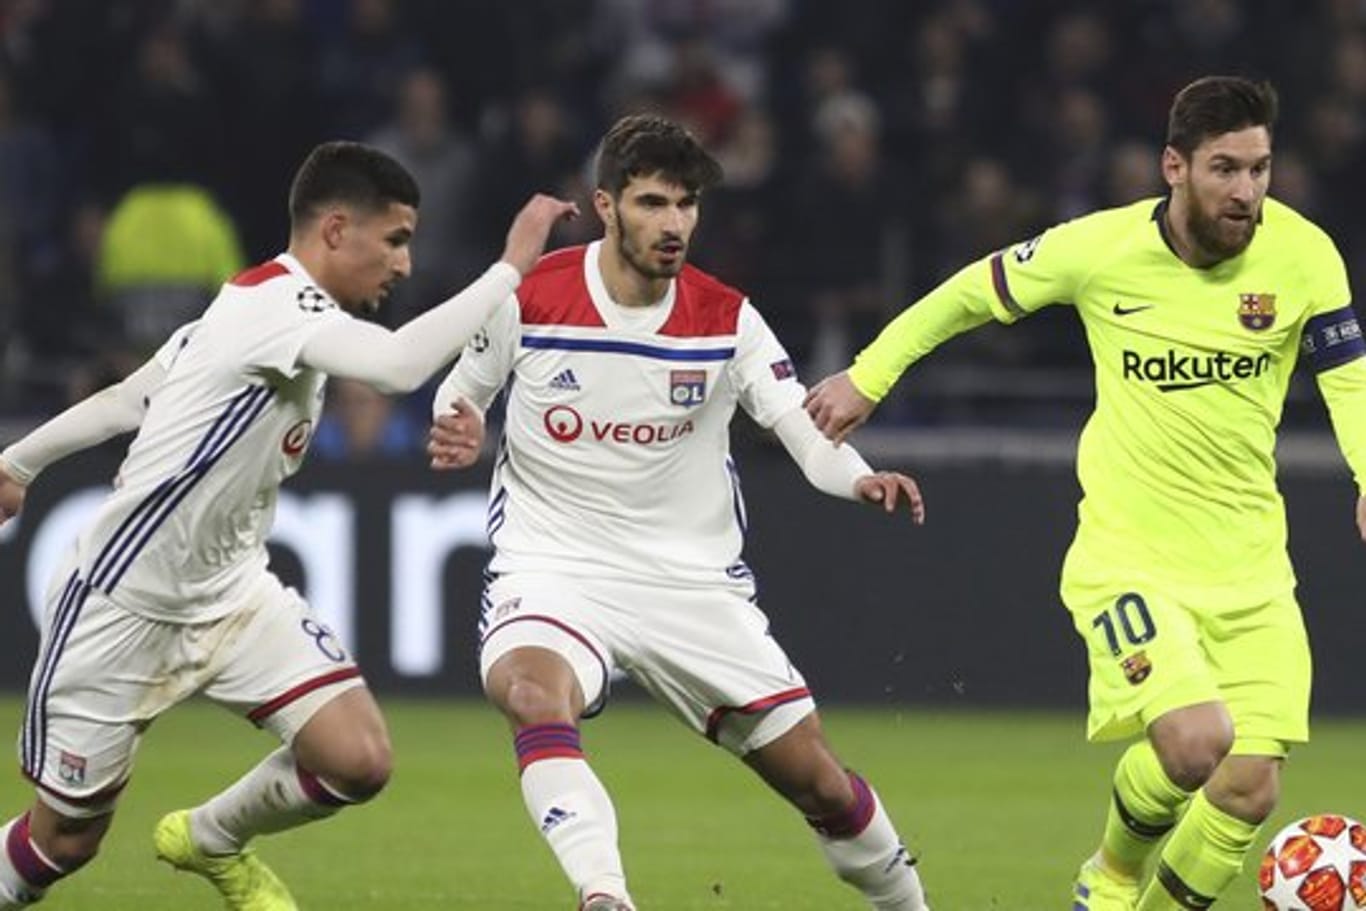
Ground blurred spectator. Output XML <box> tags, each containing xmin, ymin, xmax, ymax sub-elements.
<box><xmin>3</xmin><ymin>0</ymin><xmax>1366</xmax><ymax>428</ymax></box>
<box><xmin>474</xmin><ymin>87</ymin><xmax>583</xmax><ymax>261</ymax></box>
<box><xmin>0</xmin><ymin>68</ymin><xmax>57</xmax><ymax>356</ymax></box>
<box><xmin>692</xmin><ymin>105</ymin><xmax>782</xmax><ymax>293</ymax></box>
<box><xmin>96</xmin><ymin>183</ymin><xmax>244</xmax><ymax>353</ymax></box>
<box><xmin>98</xmin><ymin>17</ymin><xmax>220</xmax><ymax>196</ymax></box>
<box><xmin>313</xmin><ymin>378</ymin><xmax>422</xmax><ymax>462</ymax></box>
<box><xmin>1102</xmin><ymin>140</ymin><xmax>1163</xmax><ymax>209</ymax></box>
<box><xmin>198</xmin><ymin>0</ymin><xmax>321</xmax><ymax>259</ymax></box>
<box><xmin>319</xmin><ymin>0</ymin><xmax>424</xmax><ymax>138</ymax></box>
<box><xmin>368</xmin><ymin>66</ymin><xmax>480</xmax><ymax>324</ymax></box>
<box><xmin>662</xmin><ymin>36</ymin><xmax>743</xmax><ymax>145</ymax></box>
<box><xmin>787</xmin><ymin>93</ymin><xmax>908</xmax><ymax>378</ymax></box>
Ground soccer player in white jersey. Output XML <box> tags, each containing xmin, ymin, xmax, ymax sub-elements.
<box><xmin>427</xmin><ymin>114</ymin><xmax>933</xmax><ymax>911</ymax></box>
<box><xmin>0</xmin><ymin>141</ymin><xmax>574</xmax><ymax>910</ymax></box>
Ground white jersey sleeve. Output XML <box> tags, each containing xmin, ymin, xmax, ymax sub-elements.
<box><xmin>432</xmin><ymin>292</ymin><xmax>521</xmax><ymax>416</ymax></box>
<box><xmin>729</xmin><ymin>301</ymin><xmax>806</xmax><ymax>428</ymax></box>
<box><xmin>239</xmin><ymin>281</ymin><xmax>348</xmax><ymax>381</ymax></box>
<box><xmin>153</xmin><ymin>321</ymin><xmax>202</xmax><ymax>370</ymax></box>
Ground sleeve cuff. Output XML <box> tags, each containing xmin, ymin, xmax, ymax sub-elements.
<box><xmin>0</xmin><ymin>451</ymin><xmax>36</xmax><ymax>485</ymax></box>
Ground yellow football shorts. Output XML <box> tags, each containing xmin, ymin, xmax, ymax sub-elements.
<box><xmin>1060</xmin><ymin>563</ymin><xmax>1310</xmax><ymax>756</ymax></box>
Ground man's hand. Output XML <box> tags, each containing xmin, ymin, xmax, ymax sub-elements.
<box><xmin>854</xmin><ymin>471</ymin><xmax>925</xmax><ymax>524</ymax></box>
<box><xmin>1356</xmin><ymin>494</ymin><xmax>1366</xmax><ymax>543</ymax></box>
<box><xmin>0</xmin><ymin>464</ymin><xmax>27</xmax><ymax>527</ymax></box>
<box><xmin>804</xmin><ymin>371</ymin><xmax>877</xmax><ymax>446</ymax></box>
<box><xmin>427</xmin><ymin>397</ymin><xmax>486</xmax><ymax>470</ymax></box>
<box><xmin>501</xmin><ymin>194</ymin><xmax>580</xmax><ymax>276</ymax></box>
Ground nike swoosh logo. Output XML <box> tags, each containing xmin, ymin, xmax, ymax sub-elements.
<box><xmin>1113</xmin><ymin>303</ymin><xmax>1154</xmax><ymax>316</ymax></box>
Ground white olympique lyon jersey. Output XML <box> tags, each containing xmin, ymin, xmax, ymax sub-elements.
<box><xmin>67</xmin><ymin>253</ymin><xmax>346</xmax><ymax>623</ymax></box>
<box><xmin>437</xmin><ymin>241</ymin><xmax>805</xmax><ymax>588</ymax></box>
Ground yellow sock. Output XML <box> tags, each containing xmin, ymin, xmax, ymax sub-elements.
<box><xmin>1100</xmin><ymin>742</ymin><xmax>1190</xmax><ymax>878</ymax></box>
<box><xmin>1137</xmin><ymin>790</ymin><xmax>1260</xmax><ymax>910</ymax></box>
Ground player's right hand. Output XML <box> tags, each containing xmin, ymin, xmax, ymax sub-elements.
<box><xmin>427</xmin><ymin>397</ymin><xmax>485</xmax><ymax>471</ymax></box>
<box><xmin>0</xmin><ymin>464</ymin><xmax>27</xmax><ymax>526</ymax></box>
<box><xmin>804</xmin><ymin>371</ymin><xmax>876</xmax><ymax>446</ymax></box>
<box><xmin>500</xmin><ymin>194</ymin><xmax>580</xmax><ymax>277</ymax></box>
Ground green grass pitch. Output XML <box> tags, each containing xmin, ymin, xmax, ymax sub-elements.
<box><xmin>0</xmin><ymin>697</ymin><xmax>1360</xmax><ymax>909</ymax></box>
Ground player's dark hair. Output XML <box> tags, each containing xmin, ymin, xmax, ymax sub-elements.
<box><xmin>593</xmin><ymin>114</ymin><xmax>723</xmax><ymax>196</ymax></box>
<box><xmin>1166</xmin><ymin>76</ymin><xmax>1278</xmax><ymax>157</ymax></box>
<box><xmin>288</xmin><ymin>141</ymin><xmax>420</xmax><ymax>227</ymax></box>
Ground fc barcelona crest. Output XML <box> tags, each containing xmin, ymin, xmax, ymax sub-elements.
<box><xmin>1238</xmin><ymin>293</ymin><xmax>1276</xmax><ymax>331</ymax></box>
<box><xmin>670</xmin><ymin>370</ymin><xmax>706</xmax><ymax>407</ymax></box>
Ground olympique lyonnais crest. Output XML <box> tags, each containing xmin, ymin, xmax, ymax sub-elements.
<box><xmin>1238</xmin><ymin>292</ymin><xmax>1277</xmax><ymax>331</ymax></box>
<box><xmin>670</xmin><ymin>369</ymin><xmax>706</xmax><ymax>407</ymax></box>
<box><xmin>58</xmin><ymin>750</ymin><xmax>87</xmax><ymax>786</ymax></box>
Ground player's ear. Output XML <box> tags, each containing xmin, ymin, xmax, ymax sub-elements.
<box><xmin>320</xmin><ymin>208</ymin><xmax>349</xmax><ymax>251</ymax></box>
<box><xmin>1160</xmin><ymin>146</ymin><xmax>1185</xmax><ymax>190</ymax></box>
<box><xmin>592</xmin><ymin>189</ymin><xmax>615</xmax><ymax>227</ymax></box>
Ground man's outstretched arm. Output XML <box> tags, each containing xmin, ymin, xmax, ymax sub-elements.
<box><xmin>299</xmin><ymin>194</ymin><xmax>576</xmax><ymax>393</ymax></box>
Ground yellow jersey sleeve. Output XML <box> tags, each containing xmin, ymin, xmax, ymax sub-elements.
<box><xmin>1297</xmin><ymin>223</ymin><xmax>1366</xmax><ymax>490</ymax></box>
<box><xmin>847</xmin><ymin>215</ymin><xmax>1097</xmax><ymax>401</ymax></box>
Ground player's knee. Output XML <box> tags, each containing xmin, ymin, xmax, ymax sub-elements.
<box><xmin>497</xmin><ymin>677</ymin><xmax>575</xmax><ymax>726</ymax></box>
<box><xmin>804</xmin><ymin>764</ymin><xmax>858</xmax><ymax>818</ymax></box>
<box><xmin>325</xmin><ymin>736</ymin><xmax>394</xmax><ymax>802</ymax></box>
<box><xmin>1157</xmin><ymin>729</ymin><xmax>1232</xmax><ymax>790</ymax></box>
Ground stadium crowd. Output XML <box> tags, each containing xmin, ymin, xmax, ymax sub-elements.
<box><xmin>1</xmin><ymin>0</ymin><xmax>1364</xmax><ymax>443</ymax></box>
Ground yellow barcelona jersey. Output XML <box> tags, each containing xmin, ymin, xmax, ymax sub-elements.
<box><xmin>851</xmin><ymin>197</ymin><xmax>1366</xmax><ymax>601</ymax></box>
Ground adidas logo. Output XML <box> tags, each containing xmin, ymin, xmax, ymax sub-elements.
<box><xmin>541</xmin><ymin>806</ymin><xmax>577</xmax><ymax>834</ymax></box>
<box><xmin>549</xmin><ymin>369</ymin><xmax>580</xmax><ymax>391</ymax></box>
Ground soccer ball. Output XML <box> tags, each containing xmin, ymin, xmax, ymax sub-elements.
<box><xmin>1260</xmin><ymin>814</ymin><xmax>1366</xmax><ymax>911</ymax></box>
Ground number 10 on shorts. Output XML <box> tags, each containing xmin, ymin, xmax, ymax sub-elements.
<box><xmin>1092</xmin><ymin>592</ymin><xmax>1157</xmax><ymax>657</ymax></box>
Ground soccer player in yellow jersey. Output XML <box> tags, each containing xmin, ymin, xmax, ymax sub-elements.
<box><xmin>805</xmin><ymin>75</ymin><xmax>1366</xmax><ymax>910</ymax></box>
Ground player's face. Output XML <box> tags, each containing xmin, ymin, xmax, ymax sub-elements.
<box><xmin>328</xmin><ymin>201</ymin><xmax>417</xmax><ymax>313</ymax></box>
<box><xmin>599</xmin><ymin>173</ymin><xmax>699</xmax><ymax>280</ymax></box>
<box><xmin>1165</xmin><ymin>126</ymin><xmax>1271</xmax><ymax>263</ymax></box>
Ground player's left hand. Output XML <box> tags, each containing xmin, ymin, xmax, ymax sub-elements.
<box><xmin>427</xmin><ymin>397</ymin><xmax>485</xmax><ymax>470</ymax></box>
<box><xmin>1356</xmin><ymin>494</ymin><xmax>1366</xmax><ymax>543</ymax></box>
<box><xmin>854</xmin><ymin>471</ymin><xmax>925</xmax><ymax>524</ymax></box>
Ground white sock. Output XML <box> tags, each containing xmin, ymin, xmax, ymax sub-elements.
<box><xmin>515</xmin><ymin>724</ymin><xmax>628</xmax><ymax>904</ymax></box>
<box><xmin>0</xmin><ymin>813</ymin><xmax>63</xmax><ymax>907</ymax></box>
<box><xmin>190</xmin><ymin>748</ymin><xmax>352</xmax><ymax>855</ymax></box>
<box><xmin>811</xmin><ymin>775</ymin><xmax>930</xmax><ymax>911</ymax></box>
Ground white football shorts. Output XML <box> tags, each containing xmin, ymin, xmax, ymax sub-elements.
<box><xmin>20</xmin><ymin>570</ymin><xmax>363</xmax><ymax>817</ymax></box>
<box><xmin>478</xmin><ymin>572</ymin><xmax>815</xmax><ymax>755</ymax></box>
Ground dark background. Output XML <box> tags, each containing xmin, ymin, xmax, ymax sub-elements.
<box><xmin>3</xmin><ymin>447</ymin><xmax>1359</xmax><ymax>717</ymax></box>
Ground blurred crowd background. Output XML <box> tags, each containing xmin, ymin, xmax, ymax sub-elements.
<box><xmin>2</xmin><ymin>0</ymin><xmax>1364</xmax><ymax>461</ymax></box>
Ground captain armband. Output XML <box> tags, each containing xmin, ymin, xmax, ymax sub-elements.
<box><xmin>1301</xmin><ymin>306</ymin><xmax>1366</xmax><ymax>372</ymax></box>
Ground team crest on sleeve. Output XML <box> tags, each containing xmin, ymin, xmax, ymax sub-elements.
<box><xmin>1237</xmin><ymin>293</ymin><xmax>1276</xmax><ymax>331</ymax></box>
<box><xmin>670</xmin><ymin>369</ymin><xmax>706</xmax><ymax>406</ymax></box>
<box><xmin>769</xmin><ymin>358</ymin><xmax>796</xmax><ymax>380</ymax></box>
<box><xmin>296</xmin><ymin>285</ymin><xmax>333</xmax><ymax>313</ymax></box>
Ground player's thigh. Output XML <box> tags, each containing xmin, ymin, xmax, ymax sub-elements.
<box><xmin>201</xmin><ymin>582</ymin><xmax>365</xmax><ymax>744</ymax></box>
<box><xmin>478</xmin><ymin>573</ymin><xmax>615</xmax><ymax>716</ymax></box>
<box><xmin>1203</xmin><ymin>591</ymin><xmax>1310</xmax><ymax>754</ymax></box>
<box><xmin>1062</xmin><ymin>574</ymin><xmax>1216</xmax><ymax>742</ymax></box>
<box><xmin>623</xmin><ymin>584</ymin><xmax>814</xmax><ymax>757</ymax></box>
<box><xmin>21</xmin><ymin>584</ymin><xmax>191</xmax><ymax>817</ymax></box>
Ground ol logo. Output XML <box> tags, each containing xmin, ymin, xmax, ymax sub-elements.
<box><xmin>670</xmin><ymin>370</ymin><xmax>706</xmax><ymax>407</ymax></box>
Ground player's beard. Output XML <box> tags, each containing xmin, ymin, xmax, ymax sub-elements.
<box><xmin>1185</xmin><ymin>198</ymin><xmax>1258</xmax><ymax>261</ymax></box>
<box><xmin>614</xmin><ymin>216</ymin><xmax>685</xmax><ymax>280</ymax></box>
